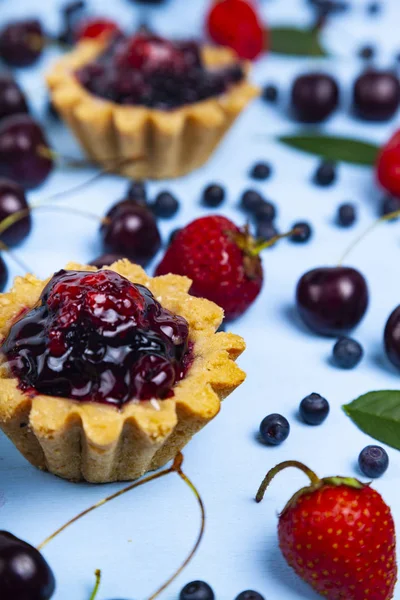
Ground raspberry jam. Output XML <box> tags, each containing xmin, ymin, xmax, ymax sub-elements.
<box><xmin>0</xmin><ymin>270</ymin><xmax>192</xmax><ymax>406</ymax></box>
<box><xmin>75</xmin><ymin>33</ymin><xmax>244</xmax><ymax>109</ymax></box>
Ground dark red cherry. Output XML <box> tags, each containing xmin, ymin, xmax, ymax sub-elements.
<box><xmin>0</xmin><ymin>20</ymin><xmax>44</xmax><ymax>68</ymax></box>
<box><xmin>0</xmin><ymin>179</ymin><xmax>31</xmax><ymax>246</ymax></box>
<box><xmin>296</xmin><ymin>266</ymin><xmax>369</xmax><ymax>336</ymax></box>
<box><xmin>384</xmin><ymin>305</ymin><xmax>400</xmax><ymax>369</ymax></box>
<box><xmin>0</xmin><ymin>254</ymin><xmax>8</xmax><ymax>291</ymax></box>
<box><xmin>0</xmin><ymin>530</ymin><xmax>55</xmax><ymax>600</ymax></box>
<box><xmin>0</xmin><ymin>74</ymin><xmax>29</xmax><ymax>120</ymax></box>
<box><xmin>101</xmin><ymin>204</ymin><xmax>161</xmax><ymax>266</ymax></box>
<box><xmin>89</xmin><ymin>253</ymin><xmax>126</xmax><ymax>268</ymax></box>
<box><xmin>291</xmin><ymin>72</ymin><xmax>339</xmax><ymax>123</ymax></box>
<box><xmin>353</xmin><ymin>70</ymin><xmax>400</xmax><ymax>121</ymax></box>
<box><xmin>0</xmin><ymin>115</ymin><xmax>53</xmax><ymax>189</ymax></box>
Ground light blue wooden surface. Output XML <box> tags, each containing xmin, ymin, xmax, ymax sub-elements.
<box><xmin>1</xmin><ymin>1</ymin><xmax>400</xmax><ymax>598</ymax></box>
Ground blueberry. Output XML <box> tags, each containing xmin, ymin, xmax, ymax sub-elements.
<box><xmin>259</xmin><ymin>414</ymin><xmax>290</xmax><ymax>445</ymax></box>
<box><xmin>127</xmin><ymin>180</ymin><xmax>147</xmax><ymax>204</ymax></box>
<box><xmin>367</xmin><ymin>1</ymin><xmax>381</xmax><ymax>14</ymax></box>
<box><xmin>202</xmin><ymin>184</ymin><xmax>225</xmax><ymax>207</ymax></box>
<box><xmin>299</xmin><ymin>393</ymin><xmax>330</xmax><ymax>425</ymax></box>
<box><xmin>358</xmin><ymin>445</ymin><xmax>389</xmax><ymax>478</ymax></box>
<box><xmin>290</xmin><ymin>221</ymin><xmax>312</xmax><ymax>243</ymax></box>
<box><xmin>250</xmin><ymin>162</ymin><xmax>272</xmax><ymax>181</ymax></box>
<box><xmin>337</xmin><ymin>203</ymin><xmax>356</xmax><ymax>227</ymax></box>
<box><xmin>152</xmin><ymin>191</ymin><xmax>179</xmax><ymax>218</ymax></box>
<box><xmin>235</xmin><ymin>592</ymin><xmax>265</xmax><ymax>600</ymax></box>
<box><xmin>255</xmin><ymin>200</ymin><xmax>276</xmax><ymax>223</ymax></box>
<box><xmin>332</xmin><ymin>336</ymin><xmax>363</xmax><ymax>369</ymax></box>
<box><xmin>313</xmin><ymin>160</ymin><xmax>337</xmax><ymax>186</ymax></box>
<box><xmin>358</xmin><ymin>45</ymin><xmax>375</xmax><ymax>60</ymax></box>
<box><xmin>240</xmin><ymin>189</ymin><xmax>264</xmax><ymax>213</ymax></box>
<box><xmin>180</xmin><ymin>581</ymin><xmax>215</xmax><ymax>600</ymax></box>
<box><xmin>262</xmin><ymin>84</ymin><xmax>278</xmax><ymax>102</ymax></box>
<box><xmin>256</xmin><ymin>222</ymin><xmax>278</xmax><ymax>244</ymax></box>
<box><xmin>381</xmin><ymin>196</ymin><xmax>400</xmax><ymax>220</ymax></box>
<box><xmin>168</xmin><ymin>227</ymin><xmax>181</xmax><ymax>245</ymax></box>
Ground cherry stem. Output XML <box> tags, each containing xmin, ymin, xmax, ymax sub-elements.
<box><xmin>89</xmin><ymin>570</ymin><xmax>101</xmax><ymax>600</ymax></box>
<box><xmin>0</xmin><ymin>240</ymin><xmax>34</xmax><ymax>275</ymax></box>
<box><xmin>255</xmin><ymin>460</ymin><xmax>320</xmax><ymax>503</ymax></box>
<box><xmin>250</xmin><ymin>228</ymin><xmax>299</xmax><ymax>255</ymax></box>
<box><xmin>36</xmin><ymin>453</ymin><xmax>206</xmax><ymax>600</ymax></box>
<box><xmin>338</xmin><ymin>208</ymin><xmax>400</xmax><ymax>266</ymax></box>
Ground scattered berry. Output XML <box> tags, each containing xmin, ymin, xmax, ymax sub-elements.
<box><xmin>259</xmin><ymin>414</ymin><xmax>290</xmax><ymax>446</ymax></box>
<box><xmin>202</xmin><ymin>184</ymin><xmax>225</xmax><ymax>208</ymax></box>
<box><xmin>0</xmin><ymin>531</ymin><xmax>55</xmax><ymax>599</ymax></box>
<box><xmin>235</xmin><ymin>593</ymin><xmax>264</xmax><ymax>600</ymax></box>
<box><xmin>380</xmin><ymin>195</ymin><xmax>400</xmax><ymax>220</ymax></box>
<box><xmin>256</xmin><ymin>221</ymin><xmax>278</xmax><ymax>243</ymax></box>
<box><xmin>291</xmin><ymin>73</ymin><xmax>339</xmax><ymax>123</ymax></box>
<box><xmin>255</xmin><ymin>200</ymin><xmax>276</xmax><ymax>223</ymax></box>
<box><xmin>359</xmin><ymin>445</ymin><xmax>389</xmax><ymax>478</ymax></box>
<box><xmin>296</xmin><ymin>266</ymin><xmax>369</xmax><ymax>336</ymax></box>
<box><xmin>332</xmin><ymin>336</ymin><xmax>363</xmax><ymax>369</ymax></box>
<box><xmin>250</xmin><ymin>162</ymin><xmax>272</xmax><ymax>181</ymax></box>
<box><xmin>262</xmin><ymin>84</ymin><xmax>278</xmax><ymax>102</ymax></box>
<box><xmin>299</xmin><ymin>393</ymin><xmax>329</xmax><ymax>425</ymax></box>
<box><xmin>89</xmin><ymin>253</ymin><xmax>126</xmax><ymax>268</ymax></box>
<box><xmin>313</xmin><ymin>160</ymin><xmax>336</xmax><ymax>186</ymax></box>
<box><xmin>101</xmin><ymin>203</ymin><xmax>161</xmax><ymax>266</ymax></box>
<box><xmin>127</xmin><ymin>180</ymin><xmax>147</xmax><ymax>204</ymax></box>
<box><xmin>0</xmin><ymin>255</ymin><xmax>7</xmax><ymax>292</ymax></box>
<box><xmin>0</xmin><ymin>74</ymin><xmax>29</xmax><ymax>121</ymax></box>
<box><xmin>256</xmin><ymin>461</ymin><xmax>397</xmax><ymax>600</ymax></box>
<box><xmin>152</xmin><ymin>191</ymin><xmax>179</xmax><ymax>218</ymax></box>
<box><xmin>0</xmin><ymin>19</ymin><xmax>44</xmax><ymax>67</ymax></box>
<box><xmin>290</xmin><ymin>221</ymin><xmax>312</xmax><ymax>243</ymax></box>
<box><xmin>0</xmin><ymin>115</ymin><xmax>53</xmax><ymax>189</ymax></box>
<box><xmin>384</xmin><ymin>304</ymin><xmax>400</xmax><ymax>369</ymax></box>
<box><xmin>358</xmin><ymin>44</ymin><xmax>375</xmax><ymax>60</ymax></box>
<box><xmin>180</xmin><ymin>581</ymin><xmax>215</xmax><ymax>600</ymax></box>
<box><xmin>168</xmin><ymin>228</ymin><xmax>181</xmax><ymax>246</ymax></box>
<box><xmin>156</xmin><ymin>215</ymin><xmax>263</xmax><ymax>321</ymax></box>
<box><xmin>75</xmin><ymin>17</ymin><xmax>121</xmax><ymax>42</ymax></box>
<box><xmin>206</xmin><ymin>0</ymin><xmax>265</xmax><ymax>60</ymax></box>
<box><xmin>367</xmin><ymin>1</ymin><xmax>381</xmax><ymax>15</ymax></box>
<box><xmin>240</xmin><ymin>189</ymin><xmax>264</xmax><ymax>213</ymax></box>
<box><xmin>337</xmin><ymin>202</ymin><xmax>356</xmax><ymax>227</ymax></box>
<box><xmin>0</xmin><ymin>179</ymin><xmax>31</xmax><ymax>246</ymax></box>
<box><xmin>353</xmin><ymin>70</ymin><xmax>400</xmax><ymax>121</ymax></box>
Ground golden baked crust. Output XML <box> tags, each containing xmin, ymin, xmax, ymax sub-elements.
<box><xmin>46</xmin><ymin>41</ymin><xmax>259</xmax><ymax>179</ymax></box>
<box><xmin>0</xmin><ymin>260</ymin><xmax>246</xmax><ymax>483</ymax></box>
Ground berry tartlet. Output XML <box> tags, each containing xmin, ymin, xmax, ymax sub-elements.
<box><xmin>46</xmin><ymin>32</ymin><xmax>259</xmax><ymax>179</ymax></box>
<box><xmin>0</xmin><ymin>260</ymin><xmax>245</xmax><ymax>483</ymax></box>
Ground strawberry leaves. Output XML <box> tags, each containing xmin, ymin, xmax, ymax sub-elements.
<box><xmin>269</xmin><ymin>26</ymin><xmax>328</xmax><ymax>57</ymax></box>
<box><xmin>343</xmin><ymin>390</ymin><xmax>400</xmax><ymax>450</ymax></box>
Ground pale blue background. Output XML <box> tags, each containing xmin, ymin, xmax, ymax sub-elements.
<box><xmin>1</xmin><ymin>0</ymin><xmax>400</xmax><ymax>598</ymax></box>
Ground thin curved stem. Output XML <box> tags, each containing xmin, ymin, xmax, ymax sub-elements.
<box><xmin>0</xmin><ymin>241</ymin><xmax>34</xmax><ymax>275</ymax></box>
<box><xmin>256</xmin><ymin>460</ymin><xmax>320</xmax><ymax>503</ymax></box>
<box><xmin>89</xmin><ymin>570</ymin><xmax>101</xmax><ymax>600</ymax></box>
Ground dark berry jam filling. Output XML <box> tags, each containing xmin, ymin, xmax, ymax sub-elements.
<box><xmin>75</xmin><ymin>33</ymin><xmax>244</xmax><ymax>109</ymax></box>
<box><xmin>0</xmin><ymin>269</ymin><xmax>192</xmax><ymax>406</ymax></box>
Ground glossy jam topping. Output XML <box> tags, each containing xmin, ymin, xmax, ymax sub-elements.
<box><xmin>75</xmin><ymin>33</ymin><xmax>244</xmax><ymax>109</ymax></box>
<box><xmin>0</xmin><ymin>269</ymin><xmax>192</xmax><ymax>406</ymax></box>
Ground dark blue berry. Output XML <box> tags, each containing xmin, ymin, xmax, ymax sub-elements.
<box><xmin>333</xmin><ymin>336</ymin><xmax>363</xmax><ymax>369</ymax></box>
<box><xmin>262</xmin><ymin>84</ymin><xmax>278</xmax><ymax>102</ymax></box>
<box><xmin>255</xmin><ymin>200</ymin><xmax>276</xmax><ymax>223</ymax></box>
<box><xmin>259</xmin><ymin>413</ymin><xmax>290</xmax><ymax>445</ymax></box>
<box><xmin>337</xmin><ymin>203</ymin><xmax>356</xmax><ymax>227</ymax></box>
<box><xmin>180</xmin><ymin>581</ymin><xmax>215</xmax><ymax>600</ymax></box>
<box><xmin>240</xmin><ymin>189</ymin><xmax>264</xmax><ymax>213</ymax></box>
<box><xmin>381</xmin><ymin>196</ymin><xmax>400</xmax><ymax>220</ymax></box>
<box><xmin>358</xmin><ymin>445</ymin><xmax>389</xmax><ymax>478</ymax></box>
<box><xmin>127</xmin><ymin>180</ymin><xmax>147</xmax><ymax>204</ymax></box>
<box><xmin>235</xmin><ymin>593</ymin><xmax>265</xmax><ymax>600</ymax></box>
<box><xmin>152</xmin><ymin>191</ymin><xmax>179</xmax><ymax>218</ymax></box>
<box><xmin>168</xmin><ymin>227</ymin><xmax>181</xmax><ymax>245</ymax></box>
<box><xmin>358</xmin><ymin>45</ymin><xmax>375</xmax><ymax>60</ymax></box>
<box><xmin>367</xmin><ymin>2</ymin><xmax>381</xmax><ymax>14</ymax></box>
<box><xmin>314</xmin><ymin>161</ymin><xmax>336</xmax><ymax>186</ymax></box>
<box><xmin>290</xmin><ymin>221</ymin><xmax>312</xmax><ymax>243</ymax></box>
<box><xmin>202</xmin><ymin>183</ymin><xmax>225</xmax><ymax>207</ymax></box>
<box><xmin>299</xmin><ymin>393</ymin><xmax>330</xmax><ymax>425</ymax></box>
<box><xmin>256</xmin><ymin>221</ymin><xmax>278</xmax><ymax>244</ymax></box>
<box><xmin>250</xmin><ymin>162</ymin><xmax>272</xmax><ymax>181</ymax></box>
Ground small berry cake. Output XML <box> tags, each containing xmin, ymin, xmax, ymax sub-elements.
<box><xmin>0</xmin><ymin>260</ymin><xmax>245</xmax><ymax>482</ymax></box>
<box><xmin>47</xmin><ymin>32</ymin><xmax>259</xmax><ymax>179</ymax></box>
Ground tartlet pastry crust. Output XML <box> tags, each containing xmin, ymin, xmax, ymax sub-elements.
<box><xmin>0</xmin><ymin>260</ymin><xmax>246</xmax><ymax>483</ymax></box>
<box><xmin>46</xmin><ymin>41</ymin><xmax>259</xmax><ymax>179</ymax></box>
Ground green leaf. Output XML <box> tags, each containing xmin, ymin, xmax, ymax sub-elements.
<box><xmin>343</xmin><ymin>390</ymin><xmax>400</xmax><ymax>450</ymax></box>
<box><xmin>269</xmin><ymin>26</ymin><xmax>328</xmax><ymax>57</ymax></box>
<box><xmin>278</xmin><ymin>133</ymin><xmax>380</xmax><ymax>166</ymax></box>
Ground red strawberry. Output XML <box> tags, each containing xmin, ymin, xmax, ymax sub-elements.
<box><xmin>376</xmin><ymin>129</ymin><xmax>400</xmax><ymax>198</ymax></box>
<box><xmin>75</xmin><ymin>18</ymin><xmax>121</xmax><ymax>42</ymax></box>
<box><xmin>256</xmin><ymin>461</ymin><xmax>397</xmax><ymax>600</ymax></box>
<box><xmin>206</xmin><ymin>0</ymin><xmax>266</xmax><ymax>60</ymax></box>
<box><xmin>155</xmin><ymin>215</ymin><xmax>264</xmax><ymax>321</ymax></box>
